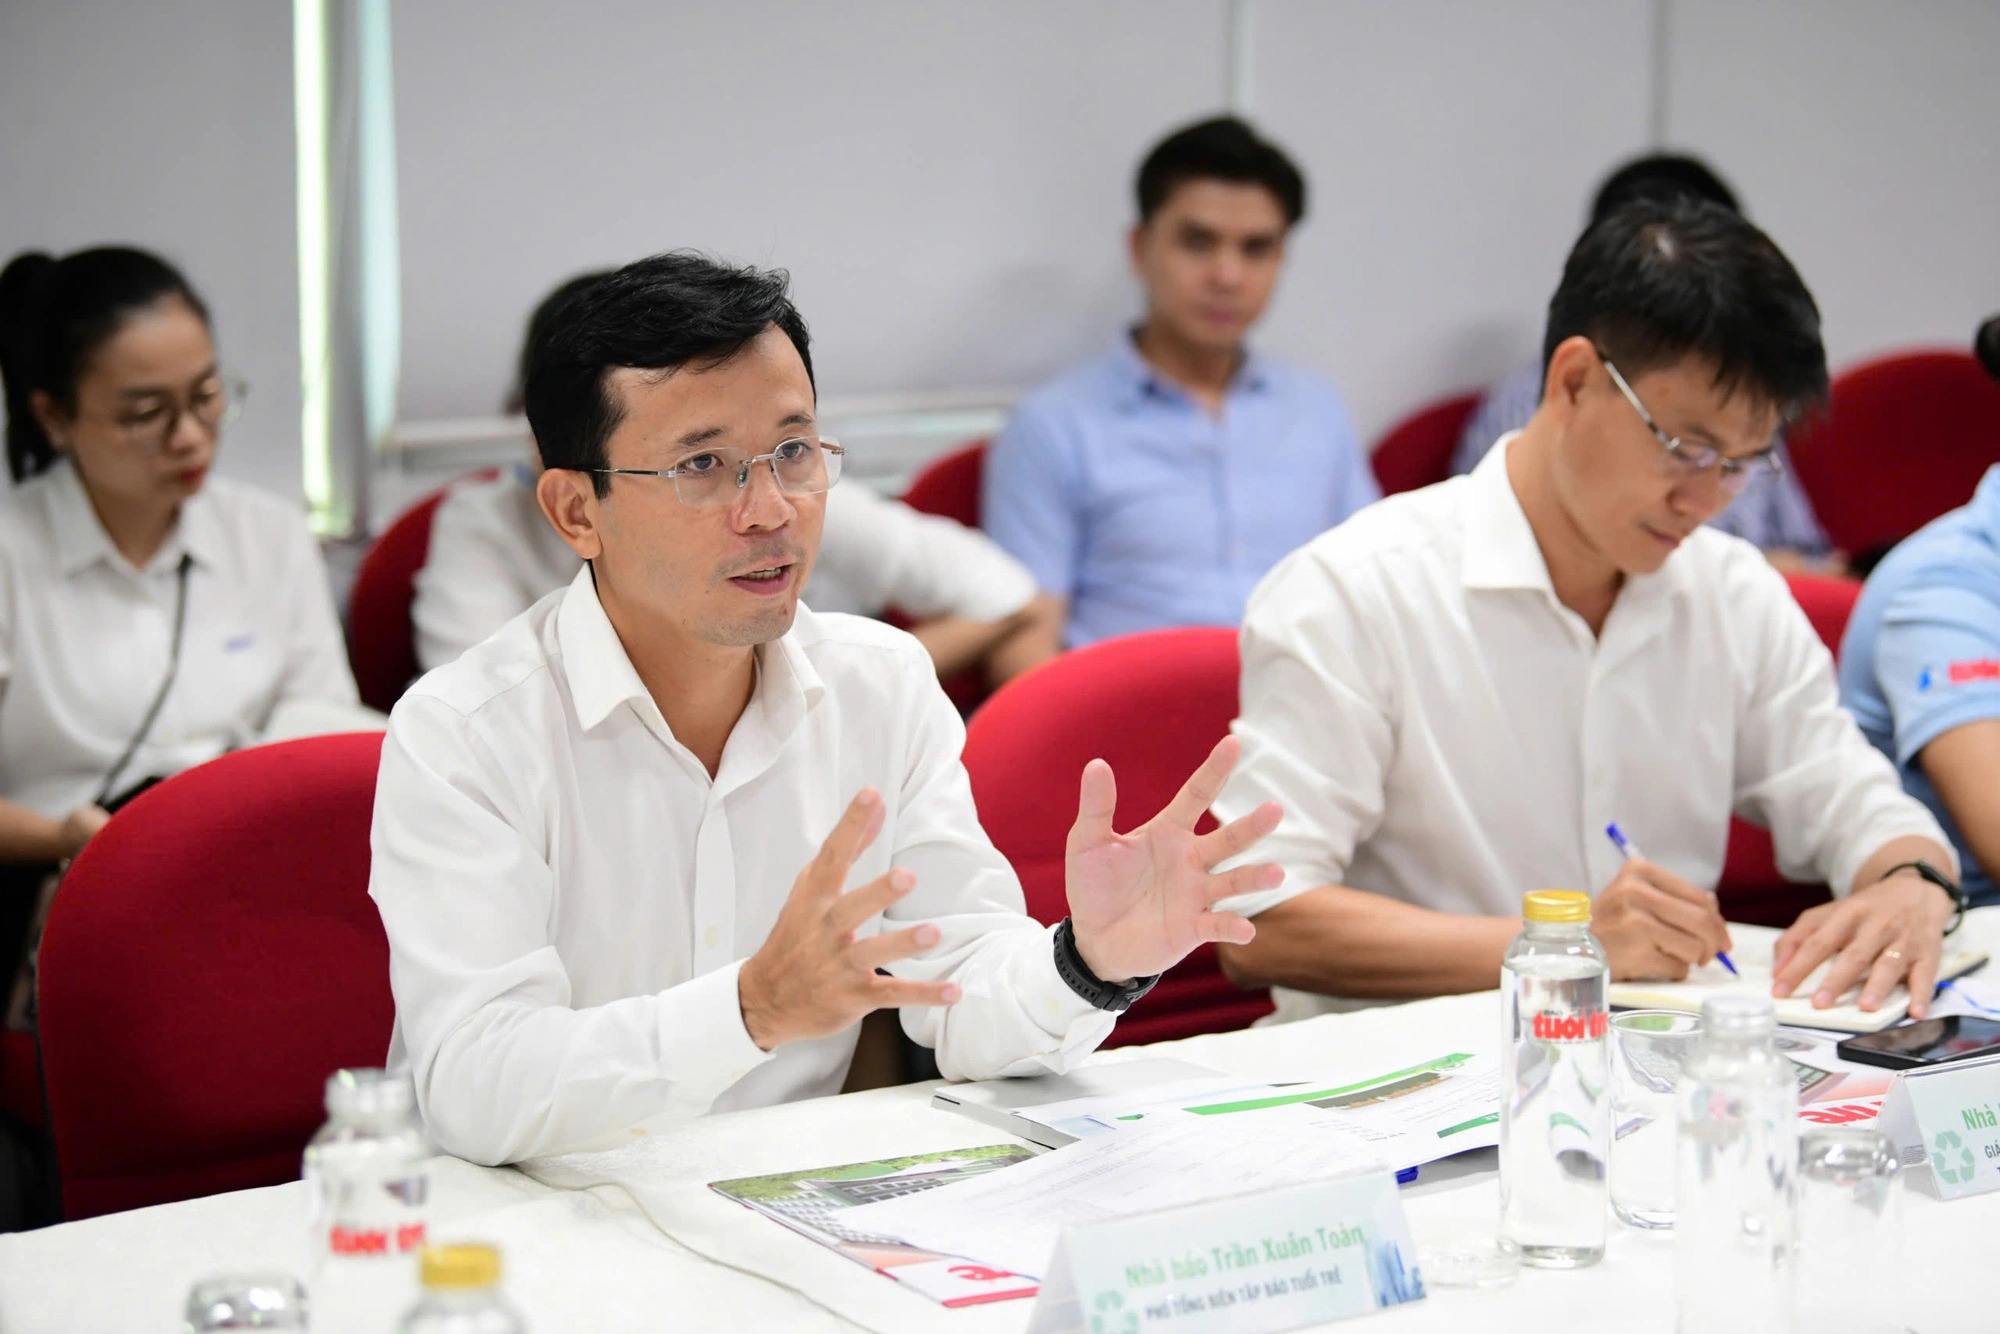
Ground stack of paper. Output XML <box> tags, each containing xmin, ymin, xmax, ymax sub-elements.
<box><xmin>840</xmin><ymin>1114</ymin><xmax>1383</xmax><ymax>1281</ymax></box>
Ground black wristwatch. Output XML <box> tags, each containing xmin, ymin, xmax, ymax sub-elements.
<box><xmin>1876</xmin><ymin>859</ymin><xmax>1967</xmax><ymax>935</ymax></box>
<box><xmin>1053</xmin><ymin>918</ymin><xmax>1160</xmax><ymax>1012</ymax></box>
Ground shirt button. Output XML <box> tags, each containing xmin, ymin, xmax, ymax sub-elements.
<box><xmin>703</xmin><ymin>926</ymin><xmax>721</xmax><ymax>950</ymax></box>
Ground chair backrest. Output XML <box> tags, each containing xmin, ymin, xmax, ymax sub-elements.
<box><xmin>39</xmin><ymin>733</ymin><xmax>392</xmax><ymax>1220</ymax></box>
<box><xmin>1369</xmin><ymin>391</ymin><xmax>1483</xmax><ymax>496</ymax></box>
<box><xmin>1716</xmin><ymin>572</ymin><xmax>1863</xmax><ymax>924</ymax></box>
<box><xmin>1787</xmin><ymin>350</ymin><xmax>2000</xmax><ymax>557</ymax></box>
<box><xmin>961</xmin><ymin>627</ymin><xmax>1273</xmax><ymax>1045</ymax></box>
<box><xmin>900</xmin><ymin>441</ymin><xmax>987</xmax><ymax>528</ymax></box>
<box><xmin>347</xmin><ymin>489</ymin><xmax>453</xmax><ymax>713</ymax></box>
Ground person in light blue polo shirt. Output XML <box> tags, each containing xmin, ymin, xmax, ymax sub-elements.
<box><xmin>1841</xmin><ymin>465</ymin><xmax>2000</xmax><ymax>906</ymax></box>
<box><xmin>983</xmin><ymin>116</ymin><xmax>1377</xmax><ymax>652</ymax></box>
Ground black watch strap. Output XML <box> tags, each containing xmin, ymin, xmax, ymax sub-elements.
<box><xmin>1053</xmin><ymin>918</ymin><xmax>1160</xmax><ymax>1012</ymax></box>
<box><xmin>1878</xmin><ymin>859</ymin><xmax>1967</xmax><ymax>935</ymax></box>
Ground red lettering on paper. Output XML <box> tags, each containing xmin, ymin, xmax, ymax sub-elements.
<box><xmin>948</xmin><ymin>1266</ymin><xmax>1020</xmax><ymax>1283</ymax></box>
<box><xmin>1800</xmin><ymin>1103</ymin><xmax>1882</xmax><ymax>1126</ymax></box>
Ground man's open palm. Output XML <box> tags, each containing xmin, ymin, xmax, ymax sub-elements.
<box><xmin>1063</xmin><ymin>736</ymin><xmax>1284</xmax><ymax>984</ymax></box>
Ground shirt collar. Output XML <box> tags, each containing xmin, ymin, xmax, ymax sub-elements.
<box><xmin>555</xmin><ymin>565</ymin><xmax>828</xmax><ymax>743</ymax></box>
<box><xmin>1460</xmin><ymin>430</ymin><xmax>1684</xmax><ymax>655</ymax></box>
<box><xmin>1106</xmin><ymin>332</ymin><xmax>1272</xmax><ymax>410</ymax></box>
<box><xmin>44</xmin><ymin>457</ymin><xmax>222</xmax><ymax>577</ymax></box>
<box><xmin>1460</xmin><ymin>432</ymin><xmax>1557</xmax><ymax>594</ymax></box>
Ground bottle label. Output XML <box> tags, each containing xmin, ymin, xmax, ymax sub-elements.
<box><xmin>327</xmin><ymin>1221</ymin><xmax>429</xmax><ymax>1256</ymax></box>
<box><xmin>1529</xmin><ymin>1010</ymin><xmax>1608</xmax><ymax>1042</ymax></box>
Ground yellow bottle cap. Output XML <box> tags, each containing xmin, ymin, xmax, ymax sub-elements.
<box><xmin>1522</xmin><ymin>890</ymin><xmax>1591</xmax><ymax>924</ymax></box>
<box><xmin>420</xmin><ymin>1244</ymin><xmax>501</xmax><ymax>1290</ymax></box>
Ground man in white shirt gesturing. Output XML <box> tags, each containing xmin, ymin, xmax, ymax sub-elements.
<box><xmin>369</xmin><ymin>252</ymin><xmax>1283</xmax><ymax>1166</ymax></box>
<box><xmin>1212</xmin><ymin>196</ymin><xmax>1964</xmax><ymax>1028</ymax></box>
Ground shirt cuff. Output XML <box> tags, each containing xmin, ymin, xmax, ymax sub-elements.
<box><xmin>1020</xmin><ymin>922</ymin><xmax>1112</xmax><ymax>1038</ymax></box>
<box><xmin>655</xmin><ymin>959</ymin><xmax>775</xmax><ymax>1107</ymax></box>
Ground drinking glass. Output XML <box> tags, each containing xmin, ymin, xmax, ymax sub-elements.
<box><xmin>1795</xmin><ymin>1127</ymin><xmax>1901</xmax><ymax>1334</ymax></box>
<box><xmin>182</xmin><ymin>1272</ymin><xmax>309</xmax><ymax>1331</ymax></box>
<box><xmin>1609</xmin><ymin>1009</ymin><xmax>1701</xmax><ymax>1228</ymax></box>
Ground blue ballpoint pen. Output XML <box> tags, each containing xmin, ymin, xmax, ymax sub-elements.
<box><xmin>1604</xmin><ymin>822</ymin><xmax>1738</xmax><ymax>976</ymax></box>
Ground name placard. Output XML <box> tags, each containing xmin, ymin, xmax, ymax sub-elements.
<box><xmin>1025</xmin><ymin>1171</ymin><xmax>1424</xmax><ymax>1334</ymax></box>
<box><xmin>1876</xmin><ymin>1053</ymin><xmax>2000</xmax><ymax>1201</ymax></box>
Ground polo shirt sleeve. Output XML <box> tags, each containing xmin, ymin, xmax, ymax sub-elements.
<box><xmin>878</xmin><ymin>635</ymin><xmax>1112</xmax><ymax>1075</ymax></box>
<box><xmin>1872</xmin><ymin>577</ymin><xmax>2000</xmax><ymax>767</ymax></box>
<box><xmin>982</xmin><ymin>397</ymin><xmax>1084</xmax><ymax>600</ymax></box>
<box><xmin>370</xmin><ymin>695</ymin><xmax>774</xmax><ymax>1165</ymax></box>
<box><xmin>1728</xmin><ymin>552</ymin><xmax>1953</xmax><ymax>893</ymax></box>
<box><xmin>1211</xmin><ymin>551</ymin><xmax>1397</xmax><ymax>916</ymax></box>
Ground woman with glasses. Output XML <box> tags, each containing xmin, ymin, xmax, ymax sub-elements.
<box><xmin>0</xmin><ymin>246</ymin><xmax>360</xmax><ymax>881</ymax></box>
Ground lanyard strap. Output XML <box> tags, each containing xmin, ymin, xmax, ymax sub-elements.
<box><xmin>94</xmin><ymin>553</ymin><xmax>194</xmax><ymax>809</ymax></box>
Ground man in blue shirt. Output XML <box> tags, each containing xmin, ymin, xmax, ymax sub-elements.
<box><xmin>1841</xmin><ymin>464</ymin><xmax>2000</xmax><ymax>906</ymax></box>
<box><xmin>1452</xmin><ymin>154</ymin><xmax>1839</xmax><ymax>572</ymax></box>
<box><xmin>983</xmin><ymin>116</ymin><xmax>1378</xmax><ymax>651</ymax></box>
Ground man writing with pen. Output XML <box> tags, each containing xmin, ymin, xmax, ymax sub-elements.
<box><xmin>1207</xmin><ymin>197</ymin><xmax>1966</xmax><ymax>1026</ymax></box>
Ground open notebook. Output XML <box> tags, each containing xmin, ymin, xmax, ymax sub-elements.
<box><xmin>1609</xmin><ymin>923</ymin><xmax>1988</xmax><ymax>1032</ymax></box>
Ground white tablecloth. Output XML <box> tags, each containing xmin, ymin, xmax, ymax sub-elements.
<box><xmin>5</xmin><ymin>983</ymin><xmax>1998</xmax><ymax>1332</ymax></box>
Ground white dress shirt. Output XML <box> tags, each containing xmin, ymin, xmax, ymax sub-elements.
<box><xmin>1213</xmin><ymin>434</ymin><xmax>1950</xmax><ymax>1024</ymax></box>
<box><xmin>0</xmin><ymin>459</ymin><xmax>359</xmax><ymax>817</ymax></box>
<box><xmin>412</xmin><ymin>468</ymin><xmax>1039</xmax><ymax>672</ymax></box>
<box><xmin>371</xmin><ymin>569</ymin><xmax>1109</xmax><ymax>1166</ymax></box>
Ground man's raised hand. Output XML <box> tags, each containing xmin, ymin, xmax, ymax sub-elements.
<box><xmin>737</xmin><ymin>789</ymin><xmax>959</xmax><ymax>1051</ymax></box>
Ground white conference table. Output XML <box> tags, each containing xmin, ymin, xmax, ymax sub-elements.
<box><xmin>3</xmin><ymin>979</ymin><xmax>1997</xmax><ymax>1333</ymax></box>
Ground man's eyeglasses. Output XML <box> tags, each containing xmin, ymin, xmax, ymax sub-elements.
<box><xmin>589</xmin><ymin>435</ymin><xmax>845</xmax><ymax>510</ymax></box>
<box><xmin>1597</xmin><ymin>353</ymin><xmax>1779</xmax><ymax>497</ymax></box>
<box><xmin>110</xmin><ymin>375</ymin><xmax>247</xmax><ymax>453</ymax></box>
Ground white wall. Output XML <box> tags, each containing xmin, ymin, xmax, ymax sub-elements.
<box><xmin>391</xmin><ymin>0</ymin><xmax>1998</xmax><ymax>450</ymax></box>
<box><xmin>1250</xmin><ymin>0</ymin><xmax>1656</xmax><ymax>439</ymax></box>
<box><xmin>391</xmin><ymin>0</ymin><xmax>1229</xmax><ymax>422</ymax></box>
<box><xmin>10</xmin><ymin>2</ymin><xmax>1990</xmax><ymax>488</ymax></box>
<box><xmin>0</xmin><ymin>0</ymin><xmax>302</xmax><ymax>501</ymax></box>
<box><xmin>1665</xmin><ymin>0</ymin><xmax>2000</xmax><ymax>372</ymax></box>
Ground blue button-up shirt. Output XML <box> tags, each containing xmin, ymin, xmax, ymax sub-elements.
<box><xmin>1451</xmin><ymin>362</ymin><xmax>1832</xmax><ymax>555</ymax></box>
<box><xmin>983</xmin><ymin>339</ymin><xmax>1378</xmax><ymax>647</ymax></box>
<box><xmin>1839</xmin><ymin>465</ymin><xmax>2000</xmax><ymax>905</ymax></box>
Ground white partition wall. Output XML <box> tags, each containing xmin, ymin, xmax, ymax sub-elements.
<box><xmin>1664</xmin><ymin>0</ymin><xmax>2000</xmax><ymax>370</ymax></box>
<box><xmin>1247</xmin><ymin>0</ymin><xmax>1656</xmax><ymax>441</ymax></box>
<box><xmin>389</xmin><ymin>0</ymin><xmax>1230</xmax><ymax>422</ymax></box>
<box><xmin>0</xmin><ymin>0</ymin><xmax>302</xmax><ymax>501</ymax></box>
<box><xmin>6</xmin><ymin>1</ymin><xmax>1994</xmax><ymax>497</ymax></box>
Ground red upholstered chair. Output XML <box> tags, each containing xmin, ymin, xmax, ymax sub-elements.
<box><xmin>900</xmin><ymin>440</ymin><xmax>987</xmax><ymax>528</ymax></box>
<box><xmin>1716</xmin><ymin>572</ymin><xmax>1864</xmax><ymax>926</ymax></box>
<box><xmin>962</xmin><ymin>627</ymin><xmax>1273</xmax><ymax>1045</ymax></box>
<box><xmin>347</xmin><ymin>489</ymin><xmax>453</xmax><ymax>713</ymax></box>
<box><xmin>1369</xmin><ymin>391</ymin><xmax>1483</xmax><ymax>496</ymax></box>
<box><xmin>1787</xmin><ymin>350</ymin><xmax>2000</xmax><ymax>558</ymax></box>
<box><xmin>38</xmin><ymin>733</ymin><xmax>392</xmax><ymax>1220</ymax></box>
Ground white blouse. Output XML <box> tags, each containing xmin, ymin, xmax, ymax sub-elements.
<box><xmin>0</xmin><ymin>459</ymin><xmax>360</xmax><ymax>817</ymax></box>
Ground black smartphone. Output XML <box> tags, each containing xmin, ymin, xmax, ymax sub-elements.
<box><xmin>1837</xmin><ymin>1016</ymin><xmax>2000</xmax><ymax>1071</ymax></box>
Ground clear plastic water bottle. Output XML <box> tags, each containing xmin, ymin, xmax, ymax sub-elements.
<box><xmin>1500</xmin><ymin>889</ymin><xmax>1610</xmax><ymax>1268</ymax></box>
<box><xmin>303</xmin><ymin>1068</ymin><xmax>432</xmax><ymax>1333</ymax></box>
<box><xmin>398</xmin><ymin>1245</ymin><xmax>527</xmax><ymax>1333</ymax></box>
<box><xmin>1675</xmin><ymin>995</ymin><xmax>1798</xmax><ymax>1334</ymax></box>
